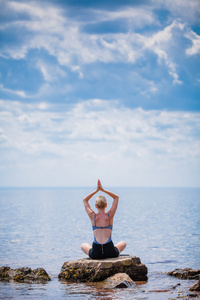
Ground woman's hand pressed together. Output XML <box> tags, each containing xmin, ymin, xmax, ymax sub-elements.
<box><xmin>98</xmin><ymin>179</ymin><xmax>103</xmax><ymax>191</ymax></box>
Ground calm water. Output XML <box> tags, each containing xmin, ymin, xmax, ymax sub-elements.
<box><xmin>0</xmin><ymin>187</ymin><xmax>199</xmax><ymax>299</ymax></box>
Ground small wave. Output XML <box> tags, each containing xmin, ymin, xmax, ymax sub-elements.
<box><xmin>147</xmin><ymin>260</ymin><xmax>178</xmax><ymax>264</ymax></box>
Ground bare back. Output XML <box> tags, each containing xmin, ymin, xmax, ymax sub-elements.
<box><xmin>92</xmin><ymin>212</ymin><xmax>113</xmax><ymax>244</ymax></box>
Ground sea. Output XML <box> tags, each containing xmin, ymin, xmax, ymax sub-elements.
<box><xmin>0</xmin><ymin>187</ymin><xmax>199</xmax><ymax>299</ymax></box>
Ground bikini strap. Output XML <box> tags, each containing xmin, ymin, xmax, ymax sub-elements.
<box><xmin>94</xmin><ymin>213</ymin><xmax>96</xmax><ymax>226</ymax></box>
<box><xmin>107</xmin><ymin>212</ymin><xmax>110</xmax><ymax>226</ymax></box>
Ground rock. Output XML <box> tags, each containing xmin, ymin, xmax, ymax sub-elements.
<box><xmin>104</xmin><ymin>273</ymin><xmax>134</xmax><ymax>288</ymax></box>
<box><xmin>189</xmin><ymin>275</ymin><xmax>200</xmax><ymax>292</ymax></box>
<box><xmin>167</xmin><ymin>268</ymin><xmax>200</xmax><ymax>280</ymax></box>
<box><xmin>188</xmin><ymin>292</ymin><xmax>199</xmax><ymax>297</ymax></box>
<box><xmin>58</xmin><ymin>255</ymin><xmax>148</xmax><ymax>282</ymax></box>
<box><xmin>0</xmin><ymin>266</ymin><xmax>51</xmax><ymax>283</ymax></box>
<box><xmin>172</xmin><ymin>283</ymin><xmax>181</xmax><ymax>289</ymax></box>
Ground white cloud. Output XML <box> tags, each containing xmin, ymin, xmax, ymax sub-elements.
<box><xmin>37</xmin><ymin>102</ymin><xmax>49</xmax><ymax>110</ymax></box>
<box><xmin>0</xmin><ymin>1</ymin><xmax>191</xmax><ymax>84</ymax></box>
<box><xmin>88</xmin><ymin>6</ymin><xmax>157</xmax><ymax>28</ymax></box>
<box><xmin>1</xmin><ymin>99</ymin><xmax>199</xmax><ymax>155</ymax></box>
<box><xmin>0</xmin><ymin>1</ymin><xmax>199</xmax><ymax>186</ymax></box>
<box><xmin>185</xmin><ymin>30</ymin><xmax>200</xmax><ymax>56</ymax></box>
<box><xmin>0</xmin><ymin>99</ymin><xmax>199</xmax><ymax>186</ymax></box>
<box><xmin>71</xmin><ymin>65</ymin><xmax>84</xmax><ymax>78</ymax></box>
<box><xmin>36</xmin><ymin>60</ymin><xmax>67</xmax><ymax>82</ymax></box>
<box><xmin>0</xmin><ymin>84</ymin><xmax>28</xmax><ymax>98</ymax></box>
<box><xmin>151</xmin><ymin>0</ymin><xmax>200</xmax><ymax>24</ymax></box>
<box><xmin>8</xmin><ymin>1</ymin><xmax>66</xmax><ymax>32</ymax></box>
<box><xmin>141</xmin><ymin>20</ymin><xmax>184</xmax><ymax>84</ymax></box>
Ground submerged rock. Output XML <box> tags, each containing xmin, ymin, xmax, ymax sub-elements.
<box><xmin>0</xmin><ymin>266</ymin><xmax>51</xmax><ymax>283</ymax></box>
<box><xmin>104</xmin><ymin>272</ymin><xmax>134</xmax><ymax>288</ymax></box>
<box><xmin>58</xmin><ymin>255</ymin><xmax>148</xmax><ymax>282</ymax></box>
<box><xmin>167</xmin><ymin>268</ymin><xmax>200</xmax><ymax>280</ymax></box>
<box><xmin>189</xmin><ymin>275</ymin><xmax>200</xmax><ymax>292</ymax></box>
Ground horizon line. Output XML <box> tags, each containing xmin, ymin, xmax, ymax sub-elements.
<box><xmin>0</xmin><ymin>186</ymin><xmax>199</xmax><ymax>189</ymax></box>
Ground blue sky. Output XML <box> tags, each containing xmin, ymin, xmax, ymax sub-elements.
<box><xmin>0</xmin><ymin>0</ymin><xmax>200</xmax><ymax>187</ymax></box>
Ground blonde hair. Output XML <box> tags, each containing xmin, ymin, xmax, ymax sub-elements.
<box><xmin>96</xmin><ymin>195</ymin><xmax>107</xmax><ymax>209</ymax></box>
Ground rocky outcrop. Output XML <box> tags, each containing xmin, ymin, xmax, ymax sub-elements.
<box><xmin>189</xmin><ymin>275</ymin><xmax>200</xmax><ymax>292</ymax></box>
<box><xmin>58</xmin><ymin>255</ymin><xmax>148</xmax><ymax>282</ymax></box>
<box><xmin>167</xmin><ymin>268</ymin><xmax>200</xmax><ymax>280</ymax></box>
<box><xmin>104</xmin><ymin>273</ymin><xmax>134</xmax><ymax>288</ymax></box>
<box><xmin>0</xmin><ymin>266</ymin><xmax>51</xmax><ymax>283</ymax></box>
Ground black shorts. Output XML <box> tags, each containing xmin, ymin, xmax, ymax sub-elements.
<box><xmin>89</xmin><ymin>241</ymin><xmax>119</xmax><ymax>259</ymax></box>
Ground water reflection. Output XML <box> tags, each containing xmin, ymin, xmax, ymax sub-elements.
<box><xmin>60</xmin><ymin>280</ymin><xmax>141</xmax><ymax>299</ymax></box>
<box><xmin>59</xmin><ymin>277</ymin><xmax>196</xmax><ymax>300</ymax></box>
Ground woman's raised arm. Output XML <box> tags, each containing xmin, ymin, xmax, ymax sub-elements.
<box><xmin>98</xmin><ymin>180</ymin><xmax>119</xmax><ymax>218</ymax></box>
<box><xmin>83</xmin><ymin>187</ymin><xmax>99</xmax><ymax>219</ymax></box>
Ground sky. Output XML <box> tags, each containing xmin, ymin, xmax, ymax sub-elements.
<box><xmin>0</xmin><ymin>0</ymin><xmax>200</xmax><ymax>187</ymax></box>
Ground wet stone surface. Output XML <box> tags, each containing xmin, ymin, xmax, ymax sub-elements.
<box><xmin>0</xmin><ymin>266</ymin><xmax>51</xmax><ymax>283</ymax></box>
<box><xmin>189</xmin><ymin>275</ymin><xmax>200</xmax><ymax>292</ymax></box>
<box><xmin>104</xmin><ymin>272</ymin><xmax>134</xmax><ymax>289</ymax></box>
<box><xmin>58</xmin><ymin>255</ymin><xmax>148</xmax><ymax>282</ymax></box>
<box><xmin>168</xmin><ymin>268</ymin><xmax>200</xmax><ymax>280</ymax></box>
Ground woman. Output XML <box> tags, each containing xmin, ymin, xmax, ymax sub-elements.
<box><xmin>81</xmin><ymin>180</ymin><xmax>126</xmax><ymax>259</ymax></box>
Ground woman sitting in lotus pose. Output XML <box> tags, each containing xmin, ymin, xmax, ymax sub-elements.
<box><xmin>81</xmin><ymin>180</ymin><xmax>126</xmax><ymax>259</ymax></box>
